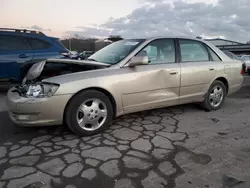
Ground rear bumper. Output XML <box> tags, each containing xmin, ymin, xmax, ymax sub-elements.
<box><xmin>7</xmin><ymin>87</ymin><xmax>72</xmax><ymax>126</ymax></box>
<box><xmin>228</xmin><ymin>83</ymin><xmax>242</xmax><ymax>95</ymax></box>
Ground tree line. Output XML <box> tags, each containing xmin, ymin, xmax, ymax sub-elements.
<box><xmin>60</xmin><ymin>35</ymin><xmax>123</xmax><ymax>52</ymax></box>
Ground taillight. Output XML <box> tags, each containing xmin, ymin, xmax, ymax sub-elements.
<box><xmin>240</xmin><ymin>69</ymin><xmax>244</xmax><ymax>74</ymax></box>
<box><xmin>241</xmin><ymin>62</ymin><xmax>246</xmax><ymax>75</ymax></box>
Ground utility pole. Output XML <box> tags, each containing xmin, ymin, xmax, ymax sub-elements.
<box><xmin>68</xmin><ymin>34</ymin><xmax>72</xmax><ymax>51</ymax></box>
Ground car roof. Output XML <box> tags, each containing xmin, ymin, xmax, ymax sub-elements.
<box><xmin>116</xmin><ymin>36</ymin><xmax>232</xmax><ymax>66</ymax></box>
<box><xmin>0</xmin><ymin>28</ymin><xmax>57</xmax><ymax>39</ymax></box>
<box><xmin>126</xmin><ymin>36</ymin><xmax>204</xmax><ymax>42</ymax></box>
<box><xmin>124</xmin><ymin>36</ymin><xmax>219</xmax><ymax>50</ymax></box>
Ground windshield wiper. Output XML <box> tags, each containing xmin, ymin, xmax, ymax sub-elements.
<box><xmin>87</xmin><ymin>58</ymin><xmax>97</xmax><ymax>62</ymax></box>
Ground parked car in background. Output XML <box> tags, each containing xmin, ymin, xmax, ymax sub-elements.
<box><xmin>241</xmin><ymin>55</ymin><xmax>250</xmax><ymax>75</ymax></box>
<box><xmin>223</xmin><ymin>50</ymin><xmax>246</xmax><ymax>73</ymax></box>
<box><xmin>7</xmin><ymin>37</ymin><xmax>243</xmax><ymax>136</ymax></box>
<box><xmin>0</xmin><ymin>28</ymin><xmax>68</xmax><ymax>83</ymax></box>
<box><xmin>71</xmin><ymin>51</ymin><xmax>95</xmax><ymax>60</ymax></box>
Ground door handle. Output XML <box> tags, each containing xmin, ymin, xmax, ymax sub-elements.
<box><xmin>209</xmin><ymin>68</ymin><xmax>215</xmax><ymax>71</ymax></box>
<box><xmin>170</xmin><ymin>70</ymin><xmax>178</xmax><ymax>75</ymax></box>
<box><xmin>19</xmin><ymin>54</ymin><xmax>29</xmax><ymax>58</ymax></box>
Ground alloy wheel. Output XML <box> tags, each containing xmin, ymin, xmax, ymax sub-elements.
<box><xmin>76</xmin><ymin>98</ymin><xmax>107</xmax><ymax>131</ymax></box>
<box><xmin>209</xmin><ymin>85</ymin><xmax>224</xmax><ymax>108</ymax></box>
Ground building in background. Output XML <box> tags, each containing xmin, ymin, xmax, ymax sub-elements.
<box><xmin>204</xmin><ymin>38</ymin><xmax>250</xmax><ymax>56</ymax></box>
<box><xmin>204</xmin><ymin>38</ymin><xmax>243</xmax><ymax>46</ymax></box>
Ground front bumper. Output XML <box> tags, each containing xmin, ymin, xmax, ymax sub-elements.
<box><xmin>7</xmin><ymin>87</ymin><xmax>72</xmax><ymax>126</ymax></box>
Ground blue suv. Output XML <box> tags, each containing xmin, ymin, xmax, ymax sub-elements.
<box><xmin>0</xmin><ymin>28</ymin><xmax>68</xmax><ymax>83</ymax></box>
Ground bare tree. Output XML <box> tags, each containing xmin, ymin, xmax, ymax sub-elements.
<box><xmin>60</xmin><ymin>37</ymin><xmax>97</xmax><ymax>52</ymax></box>
<box><xmin>107</xmin><ymin>35</ymin><xmax>123</xmax><ymax>42</ymax></box>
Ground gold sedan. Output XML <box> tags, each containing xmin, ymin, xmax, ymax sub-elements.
<box><xmin>7</xmin><ymin>37</ymin><xmax>244</xmax><ymax>136</ymax></box>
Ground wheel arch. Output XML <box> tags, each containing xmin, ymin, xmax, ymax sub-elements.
<box><xmin>63</xmin><ymin>87</ymin><xmax>117</xmax><ymax>123</ymax></box>
<box><xmin>214</xmin><ymin>77</ymin><xmax>229</xmax><ymax>95</ymax></box>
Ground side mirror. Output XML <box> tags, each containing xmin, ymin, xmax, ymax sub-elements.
<box><xmin>127</xmin><ymin>55</ymin><xmax>149</xmax><ymax>67</ymax></box>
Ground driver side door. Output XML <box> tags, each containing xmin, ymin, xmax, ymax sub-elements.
<box><xmin>121</xmin><ymin>38</ymin><xmax>181</xmax><ymax>113</ymax></box>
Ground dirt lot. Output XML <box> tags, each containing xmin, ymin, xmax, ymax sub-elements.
<box><xmin>0</xmin><ymin>78</ymin><xmax>250</xmax><ymax>188</ymax></box>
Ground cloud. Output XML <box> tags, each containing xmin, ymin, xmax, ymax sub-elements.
<box><xmin>30</xmin><ymin>25</ymin><xmax>43</xmax><ymax>30</ymax></box>
<box><xmin>65</xmin><ymin>26</ymin><xmax>112</xmax><ymax>38</ymax></box>
<box><xmin>66</xmin><ymin>0</ymin><xmax>250</xmax><ymax>42</ymax></box>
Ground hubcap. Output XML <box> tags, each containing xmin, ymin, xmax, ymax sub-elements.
<box><xmin>76</xmin><ymin>98</ymin><xmax>107</xmax><ymax>131</ymax></box>
<box><xmin>209</xmin><ymin>85</ymin><xmax>224</xmax><ymax>108</ymax></box>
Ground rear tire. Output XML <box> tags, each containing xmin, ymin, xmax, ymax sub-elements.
<box><xmin>65</xmin><ymin>90</ymin><xmax>113</xmax><ymax>136</ymax></box>
<box><xmin>201</xmin><ymin>80</ymin><xmax>226</xmax><ymax>111</ymax></box>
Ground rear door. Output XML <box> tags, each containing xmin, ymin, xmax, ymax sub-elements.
<box><xmin>25</xmin><ymin>37</ymin><xmax>69</xmax><ymax>72</ymax></box>
<box><xmin>25</xmin><ymin>37</ymin><xmax>57</xmax><ymax>63</ymax></box>
<box><xmin>0</xmin><ymin>35</ymin><xmax>33</xmax><ymax>80</ymax></box>
<box><xmin>178</xmin><ymin>39</ymin><xmax>223</xmax><ymax>104</ymax></box>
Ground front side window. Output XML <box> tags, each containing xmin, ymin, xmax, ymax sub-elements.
<box><xmin>88</xmin><ymin>39</ymin><xmax>145</xmax><ymax>64</ymax></box>
<box><xmin>137</xmin><ymin>39</ymin><xmax>176</xmax><ymax>64</ymax></box>
<box><xmin>179</xmin><ymin>39</ymin><xmax>209</xmax><ymax>62</ymax></box>
<box><xmin>0</xmin><ymin>35</ymin><xmax>30</xmax><ymax>51</ymax></box>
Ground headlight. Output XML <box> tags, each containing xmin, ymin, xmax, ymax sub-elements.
<box><xmin>26</xmin><ymin>83</ymin><xmax>59</xmax><ymax>98</ymax></box>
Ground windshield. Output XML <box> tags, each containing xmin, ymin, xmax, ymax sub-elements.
<box><xmin>88</xmin><ymin>39</ymin><xmax>145</xmax><ymax>64</ymax></box>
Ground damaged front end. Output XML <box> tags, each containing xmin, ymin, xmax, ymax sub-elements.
<box><xmin>12</xmin><ymin>82</ymin><xmax>60</xmax><ymax>98</ymax></box>
<box><xmin>22</xmin><ymin>59</ymin><xmax>110</xmax><ymax>84</ymax></box>
<box><xmin>13</xmin><ymin>59</ymin><xmax>110</xmax><ymax>97</ymax></box>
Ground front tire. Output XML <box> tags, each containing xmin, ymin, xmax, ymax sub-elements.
<box><xmin>201</xmin><ymin>80</ymin><xmax>226</xmax><ymax>111</ymax></box>
<box><xmin>65</xmin><ymin>90</ymin><xmax>113</xmax><ymax>136</ymax></box>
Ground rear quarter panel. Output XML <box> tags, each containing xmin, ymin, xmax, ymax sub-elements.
<box><xmin>203</xmin><ymin>41</ymin><xmax>243</xmax><ymax>95</ymax></box>
<box><xmin>224</xmin><ymin>60</ymin><xmax>243</xmax><ymax>95</ymax></box>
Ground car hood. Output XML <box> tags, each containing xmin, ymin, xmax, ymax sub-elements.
<box><xmin>23</xmin><ymin>59</ymin><xmax>110</xmax><ymax>84</ymax></box>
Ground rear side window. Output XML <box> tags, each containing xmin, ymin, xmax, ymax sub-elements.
<box><xmin>207</xmin><ymin>47</ymin><xmax>221</xmax><ymax>61</ymax></box>
<box><xmin>26</xmin><ymin>38</ymin><xmax>50</xmax><ymax>49</ymax></box>
<box><xmin>179</xmin><ymin>39</ymin><xmax>209</xmax><ymax>62</ymax></box>
<box><xmin>0</xmin><ymin>35</ymin><xmax>30</xmax><ymax>51</ymax></box>
<box><xmin>223</xmin><ymin>51</ymin><xmax>234</xmax><ymax>59</ymax></box>
<box><xmin>54</xmin><ymin>39</ymin><xmax>67</xmax><ymax>51</ymax></box>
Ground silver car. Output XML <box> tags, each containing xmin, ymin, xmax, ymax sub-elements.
<box><xmin>7</xmin><ymin>37</ymin><xmax>244</xmax><ymax>136</ymax></box>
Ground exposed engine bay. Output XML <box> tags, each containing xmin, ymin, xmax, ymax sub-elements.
<box><xmin>34</xmin><ymin>62</ymin><xmax>105</xmax><ymax>81</ymax></box>
<box><xmin>23</xmin><ymin>59</ymin><xmax>110</xmax><ymax>84</ymax></box>
<box><xmin>12</xmin><ymin>59</ymin><xmax>110</xmax><ymax>97</ymax></box>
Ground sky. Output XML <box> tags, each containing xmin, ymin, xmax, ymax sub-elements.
<box><xmin>1</xmin><ymin>0</ymin><xmax>250</xmax><ymax>42</ymax></box>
